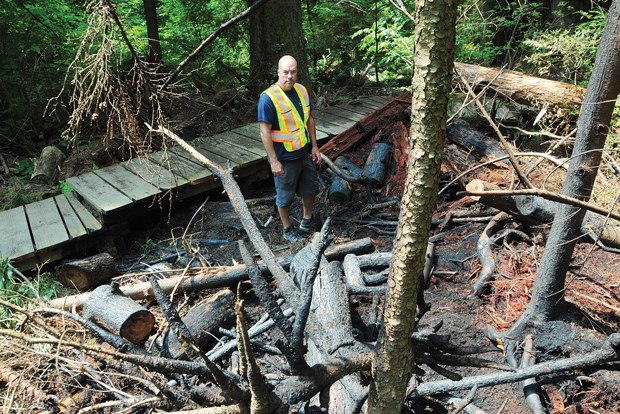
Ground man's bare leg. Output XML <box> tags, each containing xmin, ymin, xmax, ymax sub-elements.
<box><xmin>302</xmin><ymin>196</ymin><xmax>315</xmax><ymax>220</ymax></box>
<box><xmin>278</xmin><ymin>206</ymin><xmax>293</xmax><ymax>229</ymax></box>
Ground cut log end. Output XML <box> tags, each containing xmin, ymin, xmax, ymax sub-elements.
<box><xmin>120</xmin><ymin>310</ymin><xmax>156</xmax><ymax>344</ymax></box>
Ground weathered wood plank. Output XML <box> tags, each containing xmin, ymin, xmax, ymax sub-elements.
<box><xmin>67</xmin><ymin>172</ymin><xmax>133</xmax><ymax>216</ymax></box>
<box><xmin>65</xmin><ymin>193</ymin><xmax>103</xmax><ymax>233</ymax></box>
<box><xmin>333</xmin><ymin>102</ymin><xmax>374</xmax><ymax>116</ymax></box>
<box><xmin>54</xmin><ymin>194</ymin><xmax>87</xmax><ymax>239</ymax></box>
<box><xmin>149</xmin><ymin>150</ymin><xmax>213</xmax><ymax>183</ymax></box>
<box><xmin>0</xmin><ymin>206</ymin><xmax>34</xmax><ymax>260</ymax></box>
<box><xmin>366</xmin><ymin>95</ymin><xmax>393</xmax><ymax>106</ymax></box>
<box><xmin>25</xmin><ymin>198</ymin><xmax>70</xmax><ymax>250</ymax></box>
<box><xmin>314</xmin><ymin>120</ymin><xmax>348</xmax><ymax>136</ymax></box>
<box><xmin>319</xmin><ymin>106</ymin><xmax>366</xmax><ymax>123</ymax></box>
<box><xmin>195</xmin><ymin>136</ymin><xmax>260</xmax><ymax>166</ymax></box>
<box><xmin>213</xmin><ymin>131</ymin><xmax>266</xmax><ymax>157</ymax></box>
<box><xmin>123</xmin><ymin>157</ymin><xmax>182</xmax><ymax>190</ymax></box>
<box><xmin>231</xmin><ymin>124</ymin><xmax>261</xmax><ymax>141</ymax></box>
<box><xmin>94</xmin><ymin>164</ymin><xmax>160</xmax><ymax>203</ymax></box>
<box><xmin>173</xmin><ymin>144</ymin><xmax>239</xmax><ymax>169</ymax></box>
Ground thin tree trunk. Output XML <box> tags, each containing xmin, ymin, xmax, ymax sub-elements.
<box><xmin>505</xmin><ymin>0</ymin><xmax>620</xmax><ymax>338</ymax></box>
<box><xmin>367</xmin><ymin>0</ymin><xmax>457</xmax><ymax>411</ymax></box>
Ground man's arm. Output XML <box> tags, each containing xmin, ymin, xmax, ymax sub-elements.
<box><xmin>259</xmin><ymin>122</ymin><xmax>284</xmax><ymax>176</ymax></box>
<box><xmin>307</xmin><ymin>113</ymin><xmax>321</xmax><ymax>165</ymax></box>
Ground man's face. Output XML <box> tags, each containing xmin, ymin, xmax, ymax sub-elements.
<box><xmin>277</xmin><ymin>59</ymin><xmax>298</xmax><ymax>91</ymax></box>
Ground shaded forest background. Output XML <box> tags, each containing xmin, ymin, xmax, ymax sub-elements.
<box><xmin>1</xmin><ymin>0</ymin><xmax>617</xmax><ymax>213</ymax></box>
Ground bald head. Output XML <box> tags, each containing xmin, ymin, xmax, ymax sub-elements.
<box><xmin>277</xmin><ymin>55</ymin><xmax>298</xmax><ymax>91</ymax></box>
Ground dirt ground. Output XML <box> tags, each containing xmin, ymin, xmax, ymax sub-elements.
<box><xmin>110</xmin><ymin>136</ymin><xmax>620</xmax><ymax>413</ymax></box>
<box><xmin>3</xmin><ymin>95</ymin><xmax>620</xmax><ymax>412</ymax></box>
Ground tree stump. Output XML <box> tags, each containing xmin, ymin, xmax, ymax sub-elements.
<box><xmin>83</xmin><ymin>284</ymin><xmax>155</xmax><ymax>344</ymax></box>
<box><xmin>162</xmin><ymin>289</ymin><xmax>236</xmax><ymax>359</ymax></box>
<box><xmin>31</xmin><ymin>146</ymin><xmax>64</xmax><ymax>184</ymax></box>
<box><xmin>55</xmin><ymin>253</ymin><xmax>116</xmax><ymax>291</ymax></box>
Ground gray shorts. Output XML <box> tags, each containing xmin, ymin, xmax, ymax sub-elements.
<box><xmin>274</xmin><ymin>153</ymin><xmax>319</xmax><ymax>208</ymax></box>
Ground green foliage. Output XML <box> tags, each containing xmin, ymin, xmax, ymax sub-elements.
<box><xmin>523</xmin><ymin>7</ymin><xmax>607</xmax><ymax>84</ymax></box>
<box><xmin>14</xmin><ymin>159</ymin><xmax>34</xmax><ymax>178</ymax></box>
<box><xmin>59</xmin><ymin>180</ymin><xmax>73</xmax><ymax>194</ymax></box>
<box><xmin>0</xmin><ymin>0</ymin><xmax>85</xmax><ymax>155</ymax></box>
<box><xmin>0</xmin><ymin>259</ymin><xmax>63</xmax><ymax>329</ymax></box>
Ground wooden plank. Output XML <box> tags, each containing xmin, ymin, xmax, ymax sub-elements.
<box><xmin>172</xmin><ymin>144</ymin><xmax>237</xmax><ymax>170</ymax></box>
<box><xmin>25</xmin><ymin>198</ymin><xmax>69</xmax><ymax>250</ymax></box>
<box><xmin>54</xmin><ymin>194</ymin><xmax>87</xmax><ymax>239</ymax></box>
<box><xmin>65</xmin><ymin>192</ymin><xmax>103</xmax><ymax>233</ymax></box>
<box><xmin>149</xmin><ymin>150</ymin><xmax>213</xmax><ymax>183</ymax></box>
<box><xmin>94</xmin><ymin>164</ymin><xmax>160</xmax><ymax>203</ymax></box>
<box><xmin>67</xmin><ymin>172</ymin><xmax>133</xmax><ymax>216</ymax></box>
<box><xmin>214</xmin><ymin>131</ymin><xmax>266</xmax><ymax>157</ymax></box>
<box><xmin>232</xmin><ymin>124</ymin><xmax>261</xmax><ymax>141</ymax></box>
<box><xmin>195</xmin><ymin>136</ymin><xmax>261</xmax><ymax>166</ymax></box>
<box><xmin>0</xmin><ymin>206</ymin><xmax>34</xmax><ymax>260</ymax></box>
<box><xmin>333</xmin><ymin>102</ymin><xmax>374</xmax><ymax>116</ymax></box>
<box><xmin>123</xmin><ymin>157</ymin><xmax>182</xmax><ymax>190</ymax></box>
<box><xmin>319</xmin><ymin>106</ymin><xmax>365</xmax><ymax>123</ymax></box>
<box><xmin>314</xmin><ymin>110</ymin><xmax>359</xmax><ymax>129</ymax></box>
<box><xmin>365</xmin><ymin>96</ymin><xmax>392</xmax><ymax>107</ymax></box>
<box><xmin>314</xmin><ymin>118</ymin><xmax>349</xmax><ymax>136</ymax></box>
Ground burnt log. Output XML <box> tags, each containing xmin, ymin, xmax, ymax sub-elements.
<box><xmin>290</xmin><ymin>240</ymin><xmax>366</xmax><ymax>413</ymax></box>
<box><xmin>453</xmin><ymin>62</ymin><xmax>586</xmax><ymax>113</ymax></box>
<box><xmin>320</xmin><ymin>92</ymin><xmax>411</xmax><ymax>159</ymax></box>
<box><xmin>83</xmin><ymin>284</ymin><xmax>155</xmax><ymax>344</ymax></box>
<box><xmin>446</xmin><ymin>120</ymin><xmax>508</xmax><ymax>164</ymax></box>
<box><xmin>31</xmin><ymin>146</ymin><xmax>64</xmax><ymax>184</ymax></box>
<box><xmin>467</xmin><ymin>179</ymin><xmax>620</xmax><ymax>248</ymax></box>
<box><xmin>55</xmin><ymin>253</ymin><xmax>116</xmax><ymax>291</ymax></box>
<box><xmin>162</xmin><ymin>289</ymin><xmax>236</xmax><ymax>359</ymax></box>
<box><xmin>328</xmin><ymin>156</ymin><xmax>363</xmax><ymax>205</ymax></box>
<box><xmin>361</xmin><ymin>142</ymin><xmax>391</xmax><ymax>187</ymax></box>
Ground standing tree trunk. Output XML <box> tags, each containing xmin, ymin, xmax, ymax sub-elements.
<box><xmin>504</xmin><ymin>0</ymin><xmax>620</xmax><ymax>339</ymax></box>
<box><xmin>367</xmin><ymin>0</ymin><xmax>457</xmax><ymax>411</ymax></box>
<box><xmin>248</xmin><ymin>0</ymin><xmax>309</xmax><ymax>94</ymax></box>
<box><xmin>143</xmin><ymin>0</ymin><xmax>163</xmax><ymax>64</ymax></box>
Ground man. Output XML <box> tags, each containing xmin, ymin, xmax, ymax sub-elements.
<box><xmin>258</xmin><ymin>55</ymin><xmax>322</xmax><ymax>243</ymax></box>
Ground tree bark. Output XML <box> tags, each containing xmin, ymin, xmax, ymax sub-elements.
<box><xmin>83</xmin><ymin>284</ymin><xmax>156</xmax><ymax>344</ymax></box>
<box><xmin>31</xmin><ymin>146</ymin><xmax>63</xmax><ymax>184</ymax></box>
<box><xmin>143</xmin><ymin>0</ymin><xmax>162</xmax><ymax>64</ymax></box>
<box><xmin>55</xmin><ymin>253</ymin><xmax>116</xmax><ymax>291</ymax></box>
<box><xmin>504</xmin><ymin>0</ymin><xmax>620</xmax><ymax>338</ymax></box>
<box><xmin>453</xmin><ymin>61</ymin><xmax>586</xmax><ymax>113</ymax></box>
<box><xmin>368</xmin><ymin>0</ymin><xmax>457</xmax><ymax>411</ymax></box>
<box><xmin>248</xmin><ymin>0</ymin><xmax>309</xmax><ymax>94</ymax></box>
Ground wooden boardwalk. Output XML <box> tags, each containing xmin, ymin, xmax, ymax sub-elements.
<box><xmin>0</xmin><ymin>96</ymin><xmax>392</xmax><ymax>270</ymax></box>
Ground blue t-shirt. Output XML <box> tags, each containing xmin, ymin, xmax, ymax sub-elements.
<box><xmin>258</xmin><ymin>84</ymin><xmax>313</xmax><ymax>161</ymax></box>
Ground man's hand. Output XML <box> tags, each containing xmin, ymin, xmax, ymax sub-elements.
<box><xmin>311</xmin><ymin>146</ymin><xmax>322</xmax><ymax>165</ymax></box>
<box><xmin>271</xmin><ymin>159</ymin><xmax>284</xmax><ymax>176</ymax></box>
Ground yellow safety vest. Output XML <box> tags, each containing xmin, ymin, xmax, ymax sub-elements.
<box><xmin>263</xmin><ymin>83</ymin><xmax>311</xmax><ymax>152</ymax></box>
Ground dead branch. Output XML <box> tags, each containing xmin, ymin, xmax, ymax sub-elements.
<box><xmin>520</xmin><ymin>335</ymin><xmax>545</xmax><ymax>414</ymax></box>
<box><xmin>408</xmin><ymin>333</ymin><xmax>620</xmax><ymax>398</ymax></box>
<box><xmin>470</xmin><ymin>212</ymin><xmax>512</xmax><ymax>298</ymax></box>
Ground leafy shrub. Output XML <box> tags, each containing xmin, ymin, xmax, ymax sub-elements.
<box><xmin>523</xmin><ymin>7</ymin><xmax>607</xmax><ymax>84</ymax></box>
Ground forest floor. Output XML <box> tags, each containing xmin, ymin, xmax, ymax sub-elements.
<box><xmin>3</xmin><ymin>92</ymin><xmax>620</xmax><ymax>413</ymax></box>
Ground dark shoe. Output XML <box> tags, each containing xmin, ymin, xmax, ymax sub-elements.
<box><xmin>283</xmin><ymin>227</ymin><xmax>305</xmax><ymax>243</ymax></box>
<box><xmin>299</xmin><ymin>216</ymin><xmax>314</xmax><ymax>233</ymax></box>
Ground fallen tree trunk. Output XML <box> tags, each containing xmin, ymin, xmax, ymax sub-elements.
<box><xmin>466</xmin><ymin>179</ymin><xmax>620</xmax><ymax>248</ymax></box>
<box><xmin>31</xmin><ymin>146</ymin><xmax>64</xmax><ymax>184</ymax></box>
<box><xmin>453</xmin><ymin>62</ymin><xmax>586</xmax><ymax>114</ymax></box>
